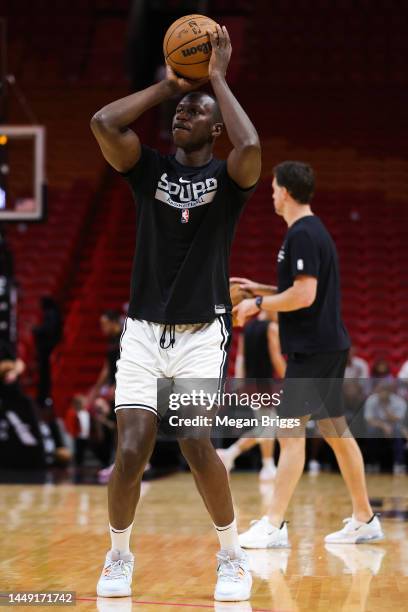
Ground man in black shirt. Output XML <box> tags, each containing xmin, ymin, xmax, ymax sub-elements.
<box><xmin>91</xmin><ymin>25</ymin><xmax>260</xmax><ymax>602</ymax></box>
<box><xmin>234</xmin><ymin>161</ymin><xmax>384</xmax><ymax>548</ymax></box>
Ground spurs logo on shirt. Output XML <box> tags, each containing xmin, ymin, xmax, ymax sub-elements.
<box><xmin>155</xmin><ymin>173</ymin><xmax>218</xmax><ymax>209</ymax></box>
<box><xmin>277</xmin><ymin>245</ymin><xmax>285</xmax><ymax>262</ymax></box>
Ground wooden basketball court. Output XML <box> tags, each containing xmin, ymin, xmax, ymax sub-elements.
<box><xmin>1</xmin><ymin>473</ymin><xmax>407</xmax><ymax>611</ymax></box>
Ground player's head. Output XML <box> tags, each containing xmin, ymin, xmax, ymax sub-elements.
<box><xmin>100</xmin><ymin>309</ymin><xmax>121</xmax><ymax>336</ymax></box>
<box><xmin>172</xmin><ymin>91</ymin><xmax>223</xmax><ymax>151</ymax></box>
<box><xmin>272</xmin><ymin>161</ymin><xmax>315</xmax><ymax>215</ymax></box>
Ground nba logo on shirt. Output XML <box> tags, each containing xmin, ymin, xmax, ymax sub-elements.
<box><xmin>181</xmin><ymin>209</ymin><xmax>189</xmax><ymax>223</ymax></box>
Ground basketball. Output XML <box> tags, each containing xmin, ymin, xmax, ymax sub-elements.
<box><xmin>163</xmin><ymin>14</ymin><xmax>217</xmax><ymax>80</ymax></box>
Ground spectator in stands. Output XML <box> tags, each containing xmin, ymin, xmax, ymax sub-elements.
<box><xmin>397</xmin><ymin>358</ymin><xmax>408</xmax><ymax>380</ymax></box>
<box><xmin>345</xmin><ymin>347</ymin><xmax>370</xmax><ymax>379</ymax></box>
<box><xmin>0</xmin><ymin>340</ymin><xmax>46</xmax><ymax>471</ymax></box>
<box><xmin>32</xmin><ymin>296</ymin><xmax>63</xmax><ymax>405</ymax></box>
<box><xmin>371</xmin><ymin>357</ymin><xmax>393</xmax><ymax>381</ymax></box>
<box><xmin>38</xmin><ymin>399</ymin><xmax>71</xmax><ymax>468</ymax></box>
<box><xmin>87</xmin><ymin>310</ymin><xmax>122</xmax><ymax>482</ymax></box>
<box><xmin>345</xmin><ymin>346</ymin><xmax>370</xmax><ymax>399</ymax></box>
<box><xmin>343</xmin><ymin>380</ymin><xmax>366</xmax><ymax>436</ymax></box>
<box><xmin>363</xmin><ymin>383</ymin><xmax>406</xmax><ymax>474</ymax></box>
<box><xmin>88</xmin><ymin>310</ymin><xmax>122</xmax><ymax>405</ymax></box>
<box><xmin>64</xmin><ymin>395</ymin><xmax>91</xmax><ymax>468</ymax></box>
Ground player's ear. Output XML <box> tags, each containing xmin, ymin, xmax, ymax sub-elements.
<box><xmin>212</xmin><ymin>122</ymin><xmax>223</xmax><ymax>138</ymax></box>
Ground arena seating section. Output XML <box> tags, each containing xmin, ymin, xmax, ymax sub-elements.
<box><xmin>3</xmin><ymin>0</ymin><xmax>408</xmax><ymax>413</ymax></box>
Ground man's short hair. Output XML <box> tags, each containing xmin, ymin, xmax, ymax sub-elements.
<box><xmin>273</xmin><ymin>161</ymin><xmax>315</xmax><ymax>204</ymax></box>
<box><xmin>181</xmin><ymin>91</ymin><xmax>223</xmax><ymax>124</ymax></box>
<box><xmin>101</xmin><ymin>309</ymin><xmax>121</xmax><ymax>323</ymax></box>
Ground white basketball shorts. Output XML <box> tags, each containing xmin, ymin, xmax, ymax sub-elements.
<box><xmin>115</xmin><ymin>316</ymin><xmax>232</xmax><ymax>417</ymax></box>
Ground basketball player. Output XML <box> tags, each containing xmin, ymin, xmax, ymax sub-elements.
<box><xmin>233</xmin><ymin>162</ymin><xmax>384</xmax><ymax>547</ymax></box>
<box><xmin>91</xmin><ymin>25</ymin><xmax>261</xmax><ymax>601</ymax></box>
<box><xmin>217</xmin><ymin>309</ymin><xmax>285</xmax><ymax>479</ymax></box>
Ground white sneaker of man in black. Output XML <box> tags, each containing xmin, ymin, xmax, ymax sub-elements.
<box><xmin>96</xmin><ymin>549</ymin><xmax>134</xmax><ymax>597</ymax></box>
<box><xmin>239</xmin><ymin>516</ymin><xmax>290</xmax><ymax>549</ymax></box>
<box><xmin>214</xmin><ymin>550</ymin><xmax>252</xmax><ymax>602</ymax></box>
<box><xmin>325</xmin><ymin>514</ymin><xmax>384</xmax><ymax>544</ymax></box>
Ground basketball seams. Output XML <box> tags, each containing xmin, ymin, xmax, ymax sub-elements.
<box><xmin>170</xmin><ymin>58</ymin><xmax>212</xmax><ymax>67</ymax></box>
<box><xmin>166</xmin><ymin>33</ymin><xmax>211</xmax><ymax>62</ymax></box>
<box><xmin>165</xmin><ymin>17</ymin><xmax>215</xmax><ymax>59</ymax></box>
<box><xmin>164</xmin><ymin>14</ymin><xmax>206</xmax><ymax>56</ymax></box>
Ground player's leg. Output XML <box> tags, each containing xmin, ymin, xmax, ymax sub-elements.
<box><xmin>318</xmin><ymin>416</ymin><xmax>383</xmax><ymax>543</ymax></box>
<box><xmin>217</xmin><ymin>437</ymin><xmax>259</xmax><ymax>472</ymax></box>
<box><xmin>239</xmin><ymin>418</ymin><xmax>308</xmax><ymax>549</ymax></box>
<box><xmin>109</xmin><ymin>409</ymin><xmax>157</xmax><ymax>530</ymax></box>
<box><xmin>97</xmin><ymin>318</ymin><xmax>161</xmax><ymax>597</ymax></box>
<box><xmin>314</xmin><ymin>351</ymin><xmax>384</xmax><ymax>544</ymax></box>
<box><xmin>178</xmin><ymin>437</ymin><xmax>236</xmax><ymax>529</ymax></box>
<box><xmin>259</xmin><ymin>438</ymin><xmax>276</xmax><ymax>480</ymax></box>
<box><xmin>239</xmin><ymin>353</ymin><xmax>313</xmax><ymax>548</ymax></box>
<box><xmin>172</xmin><ymin>316</ymin><xmax>251</xmax><ymax>601</ymax></box>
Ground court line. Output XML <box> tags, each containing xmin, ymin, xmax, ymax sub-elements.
<box><xmin>77</xmin><ymin>595</ymin><xmax>272</xmax><ymax>611</ymax></box>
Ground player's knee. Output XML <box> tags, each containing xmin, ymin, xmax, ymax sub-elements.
<box><xmin>179</xmin><ymin>439</ymin><xmax>214</xmax><ymax>471</ymax></box>
<box><xmin>116</xmin><ymin>442</ymin><xmax>148</xmax><ymax>477</ymax></box>
<box><xmin>278</xmin><ymin>435</ymin><xmax>305</xmax><ymax>451</ymax></box>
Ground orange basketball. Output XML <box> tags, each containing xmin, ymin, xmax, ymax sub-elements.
<box><xmin>163</xmin><ymin>14</ymin><xmax>217</xmax><ymax>80</ymax></box>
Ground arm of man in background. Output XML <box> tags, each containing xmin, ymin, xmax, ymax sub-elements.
<box><xmin>208</xmin><ymin>26</ymin><xmax>261</xmax><ymax>189</ymax></box>
<box><xmin>233</xmin><ymin>275</ymin><xmax>317</xmax><ymax>327</ymax></box>
<box><xmin>90</xmin><ymin>67</ymin><xmax>206</xmax><ymax>172</ymax></box>
<box><xmin>230</xmin><ymin>277</ymin><xmax>278</xmax><ymax>296</ymax></box>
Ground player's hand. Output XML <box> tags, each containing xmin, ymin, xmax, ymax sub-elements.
<box><xmin>230</xmin><ymin>277</ymin><xmax>258</xmax><ymax>295</ymax></box>
<box><xmin>165</xmin><ymin>64</ymin><xmax>208</xmax><ymax>94</ymax></box>
<box><xmin>232</xmin><ymin>298</ymin><xmax>259</xmax><ymax>327</ymax></box>
<box><xmin>207</xmin><ymin>24</ymin><xmax>232</xmax><ymax>79</ymax></box>
<box><xmin>230</xmin><ymin>277</ymin><xmax>278</xmax><ymax>296</ymax></box>
<box><xmin>3</xmin><ymin>369</ymin><xmax>18</xmax><ymax>384</ymax></box>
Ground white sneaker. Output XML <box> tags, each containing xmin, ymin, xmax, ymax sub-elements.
<box><xmin>325</xmin><ymin>544</ymin><xmax>386</xmax><ymax>575</ymax></box>
<box><xmin>96</xmin><ymin>549</ymin><xmax>134</xmax><ymax>597</ymax></box>
<box><xmin>214</xmin><ymin>602</ymin><xmax>253</xmax><ymax>612</ymax></box>
<box><xmin>217</xmin><ymin>448</ymin><xmax>235</xmax><ymax>472</ymax></box>
<box><xmin>239</xmin><ymin>517</ymin><xmax>290</xmax><ymax>549</ymax></box>
<box><xmin>214</xmin><ymin>551</ymin><xmax>252</xmax><ymax>602</ymax></box>
<box><xmin>259</xmin><ymin>463</ymin><xmax>276</xmax><ymax>481</ymax></box>
<box><xmin>325</xmin><ymin>515</ymin><xmax>384</xmax><ymax>544</ymax></box>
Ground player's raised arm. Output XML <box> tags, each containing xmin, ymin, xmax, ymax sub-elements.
<box><xmin>90</xmin><ymin>69</ymin><xmax>207</xmax><ymax>173</ymax></box>
<box><xmin>208</xmin><ymin>25</ymin><xmax>261</xmax><ymax>189</ymax></box>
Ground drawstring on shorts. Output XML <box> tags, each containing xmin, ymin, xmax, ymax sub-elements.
<box><xmin>159</xmin><ymin>324</ymin><xmax>176</xmax><ymax>349</ymax></box>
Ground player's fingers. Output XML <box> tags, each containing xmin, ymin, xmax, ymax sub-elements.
<box><xmin>230</xmin><ymin>276</ymin><xmax>250</xmax><ymax>283</ymax></box>
<box><xmin>207</xmin><ymin>28</ymin><xmax>217</xmax><ymax>47</ymax></box>
<box><xmin>215</xmin><ymin>23</ymin><xmax>223</xmax><ymax>46</ymax></box>
<box><xmin>222</xmin><ymin>26</ymin><xmax>231</xmax><ymax>46</ymax></box>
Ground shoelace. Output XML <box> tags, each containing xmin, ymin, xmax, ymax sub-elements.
<box><xmin>104</xmin><ymin>559</ymin><xmax>131</xmax><ymax>580</ymax></box>
<box><xmin>216</xmin><ymin>554</ymin><xmax>242</xmax><ymax>583</ymax></box>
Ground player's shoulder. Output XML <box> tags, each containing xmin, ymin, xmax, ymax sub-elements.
<box><xmin>289</xmin><ymin>216</ymin><xmax>327</xmax><ymax>241</ymax></box>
